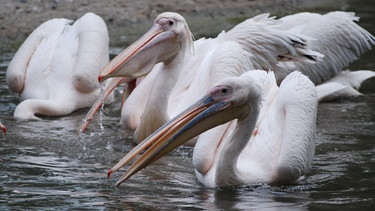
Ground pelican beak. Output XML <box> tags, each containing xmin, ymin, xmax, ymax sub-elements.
<box><xmin>98</xmin><ymin>22</ymin><xmax>180</xmax><ymax>82</ymax></box>
<box><xmin>108</xmin><ymin>90</ymin><xmax>250</xmax><ymax>187</ymax></box>
<box><xmin>82</xmin><ymin>18</ymin><xmax>181</xmax><ymax>132</ymax></box>
<box><xmin>79</xmin><ymin>77</ymin><xmax>132</xmax><ymax>133</ymax></box>
<box><xmin>0</xmin><ymin>122</ymin><xmax>6</xmax><ymax>134</ymax></box>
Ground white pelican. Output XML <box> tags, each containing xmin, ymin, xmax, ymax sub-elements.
<box><xmin>107</xmin><ymin>70</ymin><xmax>318</xmax><ymax>188</ymax></box>
<box><xmin>80</xmin><ymin>12</ymin><xmax>321</xmax><ymax>140</ymax></box>
<box><xmin>6</xmin><ymin>12</ymin><xmax>114</xmax><ymax>120</ymax></box>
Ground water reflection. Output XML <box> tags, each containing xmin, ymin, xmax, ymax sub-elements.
<box><xmin>1</xmin><ymin>0</ymin><xmax>375</xmax><ymax>209</ymax></box>
<box><xmin>213</xmin><ymin>184</ymin><xmax>315</xmax><ymax>210</ymax></box>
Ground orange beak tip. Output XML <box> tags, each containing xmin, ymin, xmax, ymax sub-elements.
<box><xmin>107</xmin><ymin>169</ymin><xmax>113</xmax><ymax>178</ymax></box>
<box><xmin>98</xmin><ymin>75</ymin><xmax>103</xmax><ymax>83</ymax></box>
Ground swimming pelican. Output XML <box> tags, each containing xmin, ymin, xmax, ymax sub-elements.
<box><xmin>80</xmin><ymin>12</ymin><xmax>321</xmax><ymax>140</ymax></box>
<box><xmin>107</xmin><ymin>70</ymin><xmax>317</xmax><ymax>187</ymax></box>
<box><xmin>6</xmin><ymin>12</ymin><xmax>114</xmax><ymax>120</ymax></box>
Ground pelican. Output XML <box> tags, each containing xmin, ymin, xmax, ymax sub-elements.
<box><xmin>6</xmin><ymin>12</ymin><xmax>114</xmax><ymax>120</ymax></box>
<box><xmin>107</xmin><ymin>70</ymin><xmax>317</xmax><ymax>187</ymax></box>
<box><xmin>80</xmin><ymin>12</ymin><xmax>322</xmax><ymax>140</ymax></box>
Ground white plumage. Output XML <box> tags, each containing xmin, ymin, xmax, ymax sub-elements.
<box><xmin>6</xmin><ymin>13</ymin><xmax>114</xmax><ymax>120</ymax></box>
<box><xmin>94</xmin><ymin>11</ymin><xmax>374</xmax><ymax>187</ymax></box>
<box><xmin>81</xmin><ymin>12</ymin><xmax>322</xmax><ymax>140</ymax></box>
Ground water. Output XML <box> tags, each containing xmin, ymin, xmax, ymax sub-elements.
<box><xmin>1</xmin><ymin>0</ymin><xmax>375</xmax><ymax>210</ymax></box>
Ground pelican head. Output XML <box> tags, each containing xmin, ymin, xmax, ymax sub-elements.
<box><xmin>107</xmin><ymin>73</ymin><xmax>261</xmax><ymax>186</ymax></box>
<box><xmin>98</xmin><ymin>12</ymin><xmax>193</xmax><ymax>82</ymax></box>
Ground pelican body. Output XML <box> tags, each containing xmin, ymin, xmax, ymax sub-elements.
<box><xmin>6</xmin><ymin>13</ymin><xmax>113</xmax><ymax>120</ymax></box>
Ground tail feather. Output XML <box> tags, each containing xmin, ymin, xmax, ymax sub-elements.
<box><xmin>316</xmin><ymin>70</ymin><xmax>375</xmax><ymax>101</ymax></box>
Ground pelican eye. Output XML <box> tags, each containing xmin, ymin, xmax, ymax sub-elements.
<box><xmin>168</xmin><ymin>20</ymin><xmax>174</xmax><ymax>26</ymax></box>
<box><xmin>210</xmin><ymin>85</ymin><xmax>232</xmax><ymax>100</ymax></box>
